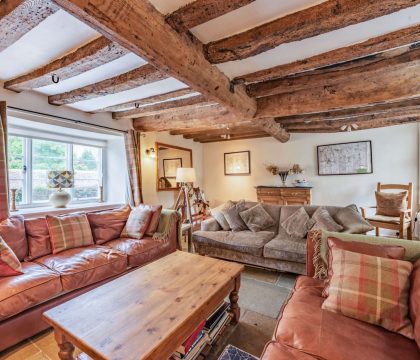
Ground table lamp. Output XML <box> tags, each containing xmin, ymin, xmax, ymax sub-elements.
<box><xmin>174</xmin><ymin>168</ymin><xmax>196</xmax><ymax>224</ymax></box>
<box><xmin>48</xmin><ymin>170</ymin><xmax>74</xmax><ymax>208</ymax></box>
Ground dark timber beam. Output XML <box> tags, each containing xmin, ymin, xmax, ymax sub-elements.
<box><xmin>53</xmin><ymin>0</ymin><xmax>256</xmax><ymax>118</ymax></box>
<box><xmin>205</xmin><ymin>0</ymin><xmax>420</xmax><ymax>63</ymax></box>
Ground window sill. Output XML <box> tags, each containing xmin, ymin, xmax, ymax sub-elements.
<box><xmin>13</xmin><ymin>202</ymin><xmax>125</xmax><ymax>219</ymax></box>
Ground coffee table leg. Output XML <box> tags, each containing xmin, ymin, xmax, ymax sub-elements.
<box><xmin>229</xmin><ymin>275</ymin><xmax>241</xmax><ymax>324</ymax></box>
<box><xmin>54</xmin><ymin>329</ymin><xmax>75</xmax><ymax>360</ymax></box>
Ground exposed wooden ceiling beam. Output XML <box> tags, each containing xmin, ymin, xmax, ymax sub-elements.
<box><xmin>249</xmin><ymin>46</ymin><xmax>418</xmax><ymax>98</ymax></box>
<box><xmin>112</xmin><ymin>95</ymin><xmax>213</xmax><ymax>119</ymax></box>
<box><xmin>205</xmin><ymin>0</ymin><xmax>420</xmax><ymax>64</ymax></box>
<box><xmin>276</xmin><ymin>98</ymin><xmax>420</xmax><ymax>126</ymax></box>
<box><xmin>235</xmin><ymin>25</ymin><xmax>420</xmax><ymax>83</ymax></box>
<box><xmin>197</xmin><ymin>133</ymin><xmax>270</xmax><ymax>143</ymax></box>
<box><xmin>0</xmin><ymin>0</ymin><xmax>60</xmax><ymax>52</ymax></box>
<box><xmin>182</xmin><ymin>126</ymin><xmax>261</xmax><ymax>139</ymax></box>
<box><xmin>4</xmin><ymin>36</ymin><xmax>128</xmax><ymax>92</ymax></box>
<box><xmin>257</xmin><ymin>48</ymin><xmax>420</xmax><ymax>118</ymax></box>
<box><xmin>166</xmin><ymin>0</ymin><xmax>255</xmax><ymax>33</ymax></box>
<box><xmin>48</xmin><ymin>64</ymin><xmax>167</xmax><ymax>105</ymax></box>
<box><xmin>94</xmin><ymin>88</ymin><xmax>197</xmax><ymax>112</ymax></box>
<box><xmin>54</xmin><ymin>0</ymin><xmax>256</xmax><ymax>118</ymax></box>
<box><xmin>258</xmin><ymin>118</ymin><xmax>290</xmax><ymax>143</ymax></box>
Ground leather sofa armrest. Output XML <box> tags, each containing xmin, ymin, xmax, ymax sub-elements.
<box><xmin>201</xmin><ymin>217</ymin><xmax>221</xmax><ymax>231</ymax></box>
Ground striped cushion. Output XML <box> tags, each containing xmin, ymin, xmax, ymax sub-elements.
<box><xmin>0</xmin><ymin>235</ymin><xmax>22</xmax><ymax>276</ymax></box>
<box><xmin>136</xmin><ymin>204</ymin><xmax>162</xmax><ymax>236</ymax></box>
<box><xmin>322</xmin><ymin>248</ymin><xmax>414</xmax><ymax>339</ymax></box>
<box><xmin>46</xmin><ymin>214</ymin><xmax>94</xmax><ymax>254</ymax></box>
<box><xmin>121</xmin><ymin>207</ymin><xmax>153</xmax><ymax>239</ymax></box>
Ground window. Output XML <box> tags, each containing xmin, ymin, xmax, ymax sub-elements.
<box><xmin>7</xmin><ymin>136</ymin><xmax>103</xmax><ymax>207</ymax></box>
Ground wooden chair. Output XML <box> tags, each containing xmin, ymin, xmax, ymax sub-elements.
<box><xmin>361</xmin><ymin>182</ymin><xmax>413</xmax><ymax>240</ymax></box>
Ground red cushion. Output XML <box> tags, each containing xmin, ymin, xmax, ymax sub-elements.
<box><xmin>0</xmin><ymin>216</ymin><xmax>27</xmax><ymax>261</ymax></box>
<box><xmin>410</xmin><ymin>258</ymin><xmax>420</xmax><ymax>348</ymax></box>
<box><xmin>25</xmin><ymin>218</ymin><xmax>51</xmax><ymax>260</ymax></box>
<box><xmin>87</xmin><ymin>205</ymin><xmax>131</xmax><ymax>244</ymax></box>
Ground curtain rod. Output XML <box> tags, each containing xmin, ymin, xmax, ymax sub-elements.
<box><xmin>7</xmin><ymin>106</ymin><xmax>129</xmax><ymax>134</ymax></box>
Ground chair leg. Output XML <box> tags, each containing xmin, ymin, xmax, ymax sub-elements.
<box><xmin>399</xmin><ymin>225</ymin><xmax>404</xmax><ymax>239</ymax></box>
<box><xmin>375</xmin><ymin>227</ymin><xmax>380</xmax><ymax>237</ymax></box>
<box><xmin>407</xmin><ymin>223</ymin><xmax>413</xmax><ymax>240</ymax></box>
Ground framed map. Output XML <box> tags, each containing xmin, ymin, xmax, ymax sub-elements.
<box><xmin>317</xmin><ymin>141</ymin><xmax>372</xmax><ymax>175</ymax></box>
<box><xmin>224</xmin><ymin>151</ymin><xmax>250</xmax><ymax>175</ymax></box>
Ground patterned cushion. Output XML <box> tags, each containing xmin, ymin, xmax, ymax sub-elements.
<box><xmin>221</xmin><ymin>200</ymin><xmax>249</xmax><ymax>232</ymax></box>
<box><xmin>211</xmin><ymin>204</ymin><xmax>231</xmax><ymax>231</ymax></box>
<box><xmin>322</xmin><ymin>248</ymin><xmax>414</xmax><ymax>339</ymax></box>
<box><xmin>312</xmin><ymin>207</ymin><xmax>343</xmax><ymax>232</ymax></box>
<box><xmin>239</xmin><ymin>203</ymin><xmax>275</xmax><ymax>232</ymax></box>
<box><xmin>323</xmin><ymin>237</ymin><xmax>406</xmax><ymax>297</ymax></box>
<box><xmin>218</xmin><ymin>344</ymin><xmax>258</xmax><ymax>360</ymax></box>
<box><xmin>0</xmin><ymin>235</ymin><xmax>22</xmax><ymax>276</ymax></box>
<box><xmin>46</xmin><ymin>214</ymin><xmax>94</xmax><ymax>254</ymax></box>
<box><xmin>376</xmin><ymin>191</ymin><xmax>408</xmax><ymax>217</ymax></box>
<box><xmin>136</xmin><ymin>204</ymin><xmax>162</xmax><ymax>236</ymax></box>
<box><xmin>121</xmin><ymin>207</ymin><xmax>153</xmax><ymax>239</ymax></box>
<box><xmin>335</xmin><ymin>205</ymin><xmax>374</xmax><ymax>234</ymax></box>
<box><xmin>281</xmin><ymin>207</ymin><xmax>315</xmax><ymax>238</ymax></box>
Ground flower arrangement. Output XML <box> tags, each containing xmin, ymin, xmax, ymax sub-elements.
<box><xmin>265</xmin><ymin>164</ymin><xmax>280</xmax><ymax>175</ymax></box>
<box><xmin>265</xmin><ymin>163</ymin><xmax>306</xmax><ymax>186</ymax></box>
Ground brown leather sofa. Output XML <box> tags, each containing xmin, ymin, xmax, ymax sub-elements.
<box><xmin>0</xmin><ymin>207</ymin><xmax>180</xmax><ymax>352</ymax></box>
<box><xmin>260</xmin><ymin>231</ymin><xmax>420</xmax><ymax>360</ymax></box>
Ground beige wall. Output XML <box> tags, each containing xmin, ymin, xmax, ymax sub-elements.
<box><xmin>203</xmin><ymin>124</ymin><xmax>419</xmax><ymax>214</ymax></box>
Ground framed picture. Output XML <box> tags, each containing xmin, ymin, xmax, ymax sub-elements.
<box><xmin>224</xmin><ymin>151</ymin><xmax>251</xmax><ymax>176</ymax></box>
<box><xmin>317</xmin><ymin>141</ymin><xmax>373</xmax><ymax>176</ymax></box>
<box><xmin>163</xmin><ymin>158</ymin><xmax>182</xmax><ymax>178</ymax></box>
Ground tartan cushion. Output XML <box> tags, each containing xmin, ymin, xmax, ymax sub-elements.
<box><xmin>46</xmin><ymin>214</ymin><xmax>94</xmax><ymax>254</ymax></box>
<box><xmin>120</xmin><ymin>207</ymin><xmax>153</xmax><ymax>239</ymax></box>
<box><xmin>0</xmin><ymin>235</ymin><xmax>22</xmax><ymax>276</ymax></box>
<box><xmin>136</xmin><ymin>204</ymin><xmax>163</xmax><ymax>236</ymax></box>
<box><xmin>322</xmin><ymin>248</ymin><xmax>414</xmax><ymax>339</ymax></box>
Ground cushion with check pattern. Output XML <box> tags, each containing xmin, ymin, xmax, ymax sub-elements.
<box><xmin>322</xmin><ymin>248</ymin><xmax>414</xmax><ymax>339</ymax></box>
<box><xmin>120</xmin><ymin>207</ymin><xmax>153</xmax><ymax>239</ymax></box>
<box><xmin>46</xmin><ymin>214</ymin><xmax>94</xmax><ymax>254</ymax></box>
<box><xmin>0</xmin><ymin>235</ymin><xmax>23</xmax><ymax>276</ymax></box>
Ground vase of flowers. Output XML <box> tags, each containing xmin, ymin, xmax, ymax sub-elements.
<box><xmin>278</xmin><ymin>170</ymin><xmax>289</xmax><ymax>186</ymax></box>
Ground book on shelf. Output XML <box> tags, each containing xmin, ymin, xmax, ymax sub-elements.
<box><xmin>177</xmin><ymin>320</ymin><xmax>206</xmax><ymax>355</ymax></box>
<box><xmin>208</xmin><ymin>311</ymin><xmax>231</xmax><ymax>342</ymax></box>
<box><xmin>174</xmin><ymin>331</ymin><xmax>209</xmax><ymax>360</ymax></box>
<box><xmin>204</xmin><ymin>302</ymin><xmax>229</xmax><ymax>332</ymax></box>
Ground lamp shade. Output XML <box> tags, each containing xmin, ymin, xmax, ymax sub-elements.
<box><xmin>48</xmin><ymin>171</ymin><xmax>74</xmax><ymax>189</ymax></box>
<box><xmin>176</xmin><ymin>168</ymin><xmax>196</xmax><ymax>183</ymax></box>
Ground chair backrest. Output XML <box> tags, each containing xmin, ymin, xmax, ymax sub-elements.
<box><xmin>377</xmin><ymin>182</ymin><xmax>413</xmax><ymax>211</ymax></box>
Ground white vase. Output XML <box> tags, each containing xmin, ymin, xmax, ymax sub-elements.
<box><xmin>49</xmin><ymin>189</ymin><xmax>72</xmax><ymax>208</ymax></box>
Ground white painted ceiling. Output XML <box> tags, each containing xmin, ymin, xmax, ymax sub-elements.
<box><xmin>0</xmin><ymin>0</ymin><xmax>419</xmax><ymax>114</ymax></box>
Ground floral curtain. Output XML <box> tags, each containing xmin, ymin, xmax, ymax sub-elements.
<box><xmin>0</xmin><ymin>102</ymin><xmax>9</xmax><ymax>221</ymax></box>
<box><xmin>124</xmin><ymin>129</ymin><xmax>143</xmax><ymax>207</ymax></box>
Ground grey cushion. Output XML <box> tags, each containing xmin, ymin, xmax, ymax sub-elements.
<box><xmin>263</xmin><ymin>236</ymin><xmax>307</xmax><ymax>264</ymax></box>
<box><xmin>193</xmin><ymin>230</ymin><xmax>275</xmax><ymax>256</ymax></box>
<box><xmin>336</xmin><ymin>204</ymin><xmax>374</xmax><ymax>234</ymax></box>
<box><xmin>200</xmin><ymin>217</ymin><xmax>222</xmax><ymax>231</ymax></box>
<box><xmin>221</xmin><ymin>200</ymin><xmax>249</xmax><ymax>232</ymax></box>
<box><xmin>239</xmin><ymin>203</ymin><xmax>275</xmax><ymax>232</ymax></box>
<box><xmin>280</xmin><ymin>207</ymin><xmax>315</xmax><ymax>238</ymax></box>
<box><xmin>312</xmin><ymin>207</ymin><xmax>343</xmax><ymax>232</ymax></box>
<box><xmin>211</xmin><ymin>204</ymin><xmax>231</xmax><ymax>230</ymax></box>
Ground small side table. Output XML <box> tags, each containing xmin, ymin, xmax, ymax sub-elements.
<box><xmin>180</xmin><ymin>223</ymin><xmax>193</xmax><ymax>252</ymax></box>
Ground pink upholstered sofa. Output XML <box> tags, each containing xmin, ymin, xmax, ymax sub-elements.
<box><xmin>0</xmin><ymin>206</ymin><xmax>180</xmax><ymax>351</ymax></box>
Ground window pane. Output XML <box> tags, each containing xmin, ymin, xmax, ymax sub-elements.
<box><xmin>7</xmin><ymin>136</ymin><xmax>24</xmax><ymax>204</ymax></box>
<box><xmin>32</xmin><ymin>139</ymin><xmax>67</xmax><ymax>202</ymax></box>
<box><xmin>73</xmin><ymin>145</ymin><xmax>101</xmax><ymax>200</ymax></box>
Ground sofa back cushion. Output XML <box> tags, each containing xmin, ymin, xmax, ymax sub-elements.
<box><xmin>120</xmin><ymin>208</ymin><xmax>153</xmax><ymax>239</ymax></box>
<box><xmin>239</xmin><ymin>203</ymin><xmax>275</xmax><ymax>232</ymax></box>
<box><xmin>0</xmin><ymin>235</ymin><xmax>23</xmax><ymax>276</ymax></box>
<box><xmin>221</xmin><ymin>200</ymin><xmax>249</xmax><ymax>232</ymax></box>
<box><xmin>335</xmin><ymin>205</ymin><xmax>374</xmax><ymax>234</ymax></box>
<box><xmin>312</xmin><ymin>207</ymin><xmax>343</xmax><ymax>232</ymax></box>
<box><xmin>25</xmin><ymin>217</ymin><xmax>51</xmax><ymax>260</ymax></box>
<box><xmin>0</xmin><ymin>215</ymin><xmax>27</xmax><ymax>261</ymax></box>
<box><xmin>87</xmin><ymin>205</ymin><xmax>131</xmax><ymax>244</ymax></box>
<box><xmin>46</xmin><ymin>214</ymin><xmax>94</xmax><ymax>254</ymax></box>
<box><xmin>409</xmin><ymin>258</ymin><xmax>420</xmax><ymax>347</ymax></box>
<box><xmin>280</xmin><ymin>207</ymin><xmax>315</xmax><ymax>238</ymax></box>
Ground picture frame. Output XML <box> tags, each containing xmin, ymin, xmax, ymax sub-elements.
<box><xmin>317</xmin><ymin>140</ymin><xmax>373</xmax><ymax>176</ymax></box>
<box><xmin>163</xmin><ymin>158</ymin><xmax>182</xmax><ymax>178</ymax></box>
<box><xmin>224</xmin><ymin>151</ymin><xmax>251</xmax><ymax>176</ymax></box>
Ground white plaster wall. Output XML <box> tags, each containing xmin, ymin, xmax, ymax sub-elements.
<box><xmin>202</xmin><ymin>125</ymin><xmax>419</xmax><ymax>214</ymax></box>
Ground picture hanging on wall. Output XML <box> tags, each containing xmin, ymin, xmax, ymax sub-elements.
<box><xmin>224</xmin><ymin>151</ymin><xmax>251</xmax><ymax>176</ymax></box>
<box><xmin>163</xmin><ymin>158</ymin><xmax>182</xmax><ymax>178</ymax></box>
<box><xmin>317</xmin><ymin>141</ymin><xmax>373</xmax><ymax>175</ymax></box>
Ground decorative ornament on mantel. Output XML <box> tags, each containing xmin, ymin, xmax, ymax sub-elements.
<box><xmin>265</xmin><ymin>163</ymin><xmax>308</xmax><ymax>187</ymax></box>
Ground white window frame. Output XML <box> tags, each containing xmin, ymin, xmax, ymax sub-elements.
<box><xmin>8</xmin><ymin>134</ymin><xmax>105</xmax><ymax>209</ymax></box>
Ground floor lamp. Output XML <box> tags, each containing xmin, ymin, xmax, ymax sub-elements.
<box><xmin>174</xmin><ymin>168</ymin><xmax>196</xmax><ymax>224</ymax></box>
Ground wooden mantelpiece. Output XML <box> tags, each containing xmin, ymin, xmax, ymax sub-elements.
<box><xmin>256</xmin><ymin>186</ymin><xmax>312</xmax><ymax>205</ymax></box>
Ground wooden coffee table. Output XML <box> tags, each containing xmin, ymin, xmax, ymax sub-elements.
<box><xmin>43</xmin><ymin>251</ymin><xmax>244</xmax><ymax>360</ymax></box>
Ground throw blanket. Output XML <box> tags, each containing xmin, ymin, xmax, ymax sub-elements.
<box><xmin>153</xmin><ymin>209</ymin><xmax>181</xmax><ymax>243</ymax></box>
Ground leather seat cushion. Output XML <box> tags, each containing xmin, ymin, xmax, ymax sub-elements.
<box><xmin>105</xmin><ymin>237</ymin><xmax>169</xmax><ymax>267</ymax></box>
<box><xmin>264</xmin><ymin>236</ymin><xmax>306</xmax><ymax>263</ymax></box>
<box><xmin>261</xmin><ymin>341</ymin><xmax>316</xmax><ymax>360</ymax></box>
<box><xmin>275</xmin><ymin>276</ymin><xmax>420</xmax><ymax>360</ymax></box>
<box><xmin>193</xmin><ymin>231</ymin><xmax>275</xmax><ymax>256</ymax></box>
<box><xmin>0</xmin><ymin>262</ymin><xmax>62</xmax><ymax>320</ymax></box>
<box><xmin>35</xmin><ymin>245</ymin><xmax>127</xmax><ymax>291</ymax></box>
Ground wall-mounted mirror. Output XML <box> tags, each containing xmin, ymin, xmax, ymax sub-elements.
<box><xmin>156</xmin><ymin>142</ymin><xmax>192</xmax><ymax>191</ymax></box>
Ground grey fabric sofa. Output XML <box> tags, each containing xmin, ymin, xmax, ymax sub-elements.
<box><xmin>193</xmin><ymin>202</ymin><xmax>356</xmax><ymax>275</ymax></box>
